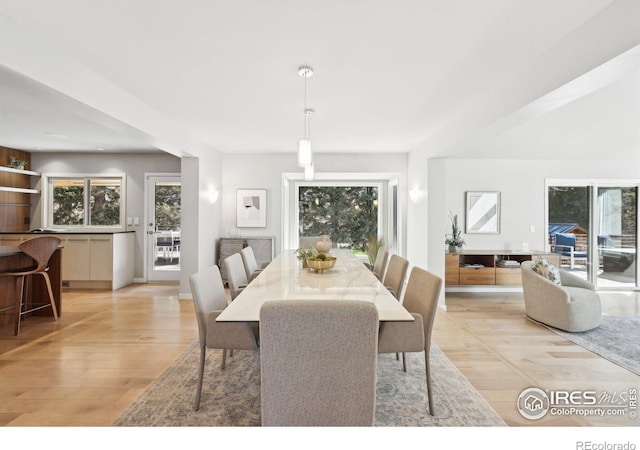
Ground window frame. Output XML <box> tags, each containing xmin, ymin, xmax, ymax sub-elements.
<box><xmin>283</xmin><ymin>172</ymin><xmax>402</xmax><ymax>256</ymax></box>
<box><xmin>43</xmin><ymin>173</ymin><xmax>127</xmax><ymax>231</ymax></box>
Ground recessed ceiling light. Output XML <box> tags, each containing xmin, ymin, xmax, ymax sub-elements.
<box><xmin>95</xmin><ymin>147</ymin><xmax>105</xmax><ymax>151</ymax></box>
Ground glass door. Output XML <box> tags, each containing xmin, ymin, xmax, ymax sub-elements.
<box><xmin>548</xmin><ymin>182</ymin><xmax>638</xmax><ymax>289</ymax></box>
<box><xmin>146</xmin><ymin>175</ymin><xmax>181</xmax><ymax>282</ymax></box>
<box><xmin>596</xmin><ymin>187</ymin><xmax>637</xmax><ymax>289</ymax></box>
<box><xmin>548</xmin><ymin>186</ymin><xmax>590</xmax><ymax>278</ymax></box>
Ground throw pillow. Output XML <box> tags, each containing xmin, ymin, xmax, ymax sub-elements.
<box><xmin>532</xmin><ymin>257</ymin><xmax>561</xmax><ymax>285</ymax></box>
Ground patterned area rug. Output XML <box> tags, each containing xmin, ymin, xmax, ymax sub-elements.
<box><xmin>534</xmin><ymin>315</ymin><xmax>640</xmax><ymax>376</ymax></box>
<box><xmin>113</xmin><ymin>342</ymin><xmax>505</xmax><ymax>427</ymax></box>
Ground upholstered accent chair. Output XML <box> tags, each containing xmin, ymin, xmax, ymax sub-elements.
<box><xmin>189</xmin><ymin>265</ymin><xmax>258</xmax><ymax>410</ymax></box>
<box><xmin>521</xmin><ymin>260</ymin><xmax>601</xmax><ymax>332</ymax></box>
<box><xmin>378</xmin><ymin>266</ymin><xmax>442</xmax><ymax>416</ymax></box>
<box><xmin>259</xmin><ymin>300</ymin><xmax>379</xmax><ymax>426</ymax></box>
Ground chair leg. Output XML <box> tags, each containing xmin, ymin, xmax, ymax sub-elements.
<box><xmin>14</xmin><ymin>276</ymin><xmax>26</xmax><ymax>336</ymax></box>
<box><xmin>221</xmin><ymin>349</ymin><xmax>227</xmax><ymax>369</ymax></box>
<box><xmin>39</xmin><ymin>272</ymin><xmax>58</xmax><ymax>320</ymax></box>
<box><xmin>395</xmin><ymin>352</ymin><xmax>399</xmax><ymax>361</ymax></box>
<box><xmin>424</xmin><ymin>348</ymin><xmax>434</xmax><ymax>416</ymax></box>
<box><xmin>402</xmin><ymin>352</ymin><xmax>407</xmax><ymax>372</ymax></box>
<box><xmin>195</xmin><ymin>345</ymin><xmax>206</xmax><ymax>410</ymax></box>
<box><xmin>230</xmin><ymin>349</ymin><xmax>234</xmax><ymax>357</ymax></box>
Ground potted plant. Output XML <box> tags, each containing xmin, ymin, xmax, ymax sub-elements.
<box><xmin>365</xmin><ymin>235</ymin><xmax>385</xmax><ymax>269</ymax></box>
<box><xmin>445</xmin><ymin>212</ymin><xmax>465</xmax><ymax>253</ymax></box>
<box><xmin>295</xmin><ymin>245</ymin><xmax>317</xmax><ymax>268</ymax></box>
<box><xmin>9</xmin><ymin>157</ymin><xmax>28</xmax><ymax>170</ymax></box>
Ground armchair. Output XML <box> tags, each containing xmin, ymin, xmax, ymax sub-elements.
<box><xmin>521</xmin><ymin>260</ymin><xmax>601</xmax><ymax>332</ymax></box>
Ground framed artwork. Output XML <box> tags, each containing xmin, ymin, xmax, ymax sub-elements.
<box><xmin>237</xmin><ymin>189</ymin><xmax>267</xmax><ymax>228</ymax></box>
<box><xmin>466</xmin><ymin>191</ymin><xmax>500</xmax><ymax>234</ymax></box>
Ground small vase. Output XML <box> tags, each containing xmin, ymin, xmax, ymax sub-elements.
<box><xmin>315</xmin><ymin>235</ymin><xmax>332</xmax><ymax>253</ymax></box>
<box><xmin>448</xmin><ymin>245</ymin><xmax>457</xmax><ymax>253</ymax></box>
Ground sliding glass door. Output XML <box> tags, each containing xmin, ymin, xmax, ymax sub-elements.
<box><xmin>596</xmin><ymin>187</ymin><xmax>637</xmax><ymax>288</ymax></box>
<box><xmin>547</xmin><ymin>182</ymin><xmax>638</xmax><ymax>289</ymax></box>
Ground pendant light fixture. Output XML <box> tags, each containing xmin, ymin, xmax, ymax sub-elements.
<box><xmin>298</xmin><ymin>65</ymin><xmax>314</xmax><ymax>169</ymax></box>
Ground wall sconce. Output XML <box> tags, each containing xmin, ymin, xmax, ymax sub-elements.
<box><xmin>409</xmin><ymin>188</ymin><xmax>424</xmax><ymax>204</ymax></box>
<box><xmin>209</xmin><ymin>188</ymin><xmax>219</xmax><ymax>204</ymax></box>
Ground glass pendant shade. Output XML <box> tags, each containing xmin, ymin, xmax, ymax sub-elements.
<box><xmin>304</xmin><ymin>161</ymin><xmax>314</xmax><ymax>180</ymax></box>
<box><xmin>298</xmin><ymin>139</ymin><xmax>312</xmax><ymax>167</ymax></box>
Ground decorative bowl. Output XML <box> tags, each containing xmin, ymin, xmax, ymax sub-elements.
<box><xmin>306</xmin><ymin>256</ymin><xmax>337</xmax><ymax>273</ymax></box>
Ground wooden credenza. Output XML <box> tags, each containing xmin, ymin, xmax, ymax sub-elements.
<box><xmin>218</xmin><ymin>237</ymin><xmax>275</xmax><ymax>283</ymax></box>
<box><xmin>445</xmin><ymin>250</ymin><xmax>560</xmax><ymax>286</ymax></box>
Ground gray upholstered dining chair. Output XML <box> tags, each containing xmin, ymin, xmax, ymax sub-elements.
<box><xmin>372</xmin><ymin>247</ymin><xmax>389</xmax><ymax>281</ymax></box>
<box><xmin>240</xmin><ymin>246</ymin><xmax>268</xmax><ymax>282</ymax></box>
<box><xmin>223</xmin><ymin>252</ymin><xmax>249</xmax><ymax>301</ymax></box>
<box><xmin>189</xmin><ymin>265</ymin><xmax>258</xmax><ymax>410</ymax></box>
<box><xmin>259</xmin><ymin>300</ymin><xmax>379</xmax><ymax>426</ymax></box>
<box><xmin>378</xmin><ymin>266</ymin><xmax>442</xmax><ymax>415</ymax></box>
<box><xmin>383</xmin><ymin>254</ymin><xmax>409</xmax><ymax>300</ymax></box>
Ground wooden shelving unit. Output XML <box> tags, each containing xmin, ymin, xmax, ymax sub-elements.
<box><xmin>445</xmin><ymin>250</ymin><xmax>560</xmax><ymax>286</ymax></box>
<box><xmin>0</xmin><ymin>147</ymin><xmax>39</xmax><ymax>231</ymax></box>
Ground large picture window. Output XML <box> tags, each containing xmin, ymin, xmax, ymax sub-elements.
<box><xmin>48</xmin><ymin>176</ymin><xmax>125</xmax><ymax>228</ymax></box>
<box><xmin>298</xmin><ymin>185</ymin><xmax>379</xmax><ymax>252</ymax></box>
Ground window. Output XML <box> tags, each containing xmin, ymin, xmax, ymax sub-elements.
<box><xmin>48</xmin><ymin>176</ymin><xmax>125</xmax><ymax>228</ymax></box>
<box><xmin>283</xmin><ymin>173</ymin><xmax>401</xmax><ymax>255</ymax></box>
<box><xmin>298</xmin><ymin>185</ymin><xmax>379</xmax><ymax>252</ymax></box>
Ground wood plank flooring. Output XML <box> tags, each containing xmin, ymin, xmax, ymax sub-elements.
<box><xmin>0</xmin><ymin>284</ymin><xmax>638</xmax><ymax>427</ymax></box>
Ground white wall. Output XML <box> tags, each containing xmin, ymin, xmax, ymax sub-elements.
<box><xmin>31</xmin><ymin>152</ymin><xmax>181</xmax><ymax>279</ymax></box>
<box><xmin>179</xmin><ymin>151</ymin><xmax>223</xmax><ymax>296</ymax></box>
<box><xmin>425</xmin><ymin>157</ymin><xmax>640</xmax><ymax>301</ymax></box>
<box><xmin>222</xmin><ymin>152</ymin><xmax>408</xmax><ymax>254</ymax></box>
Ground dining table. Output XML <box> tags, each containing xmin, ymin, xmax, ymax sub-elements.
<box><xmin>216</xmin><ymin>248</ymin><xmax>413</xmax><ymax>322</ymax></box>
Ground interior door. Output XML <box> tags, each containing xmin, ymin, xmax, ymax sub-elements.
<box><xmin>146</xmin><ymin>175</ymin><xmax>181</xmax><ymax>282</ymax></box>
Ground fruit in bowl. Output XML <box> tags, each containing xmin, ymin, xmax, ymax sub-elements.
<box><xmin>306</xmin><ymin>254</ymin><xmax>336</xmax><ymax>272</ymax></box>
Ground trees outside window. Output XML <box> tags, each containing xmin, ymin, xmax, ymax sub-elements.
<box><xmin>154</xmin><ymin>183</ymin><xmax>181</xmax><ymax>230</ymax></box>
<box><xmin>50</xmin><ymin>177</ymin><xmax>123</xmax><ymax>227</ymax></box>
<box><xmin>298</xmin><ymin>186</ymin><xmax>379</xmax><ymax>252</ymax></box>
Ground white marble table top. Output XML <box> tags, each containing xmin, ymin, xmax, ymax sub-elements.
<box><xmin>217</xmin><ymin>249</ymin><xmax>414</xmax><ymax>322</ymax></box>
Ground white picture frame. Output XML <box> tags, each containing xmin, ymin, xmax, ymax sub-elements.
<box><xmin>466</xmin><ymin>191</ymin><xmax>500</xmax><ymax>234</ymax></box>
<box><xmin>237</xmin><ymin>189</ymin><xmax>267</xmax><ymax>228</ymax></box>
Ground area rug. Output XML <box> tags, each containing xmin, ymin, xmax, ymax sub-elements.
<box><xmin>533</xmin><ymin>315</ymin><xmax>640</xmax><ymax>376</ymax></box>
<box><xmin>113</xmin><ymin>341</ymin><xmax>505</xmax><ymax>427</ymax></box>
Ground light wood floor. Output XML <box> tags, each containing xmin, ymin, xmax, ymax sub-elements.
<box><xmin>0</xmin><ymin>284</ymin><xmax>638</xmax><ymax>427</ymax></box>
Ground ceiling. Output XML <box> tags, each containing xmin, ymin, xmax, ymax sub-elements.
<box><xmin>0</xmin><ymin>0</ymin><xmax>638</xmax><ymax>159</ymax></box>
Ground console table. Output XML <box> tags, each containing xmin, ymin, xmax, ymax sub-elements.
<box><xmin>445</xmin><ymin>250</ymin><xmax>560</xmax><ymax>286</ymax></box>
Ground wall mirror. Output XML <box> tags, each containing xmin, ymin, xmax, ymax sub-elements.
<box><xmin>466</xmin><ymin>191</ymin><xmax>500</xmax><ymax>234</ymax></box>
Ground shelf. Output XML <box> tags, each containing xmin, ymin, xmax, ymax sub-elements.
<box><xmin>0</xmin><ymin>186</ymin><xmax>40</xmax><ymax>194</ymax></box>
<box><xmin>0</xmin><ymin>166</ymin><xmax>40</xmax><ymax>176</ymax></box>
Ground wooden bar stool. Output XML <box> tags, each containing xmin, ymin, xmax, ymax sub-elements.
<box><xmin>0</xmin><ymin>236</ymin><xmax>61</xmax><ymax>335</ymax></box>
